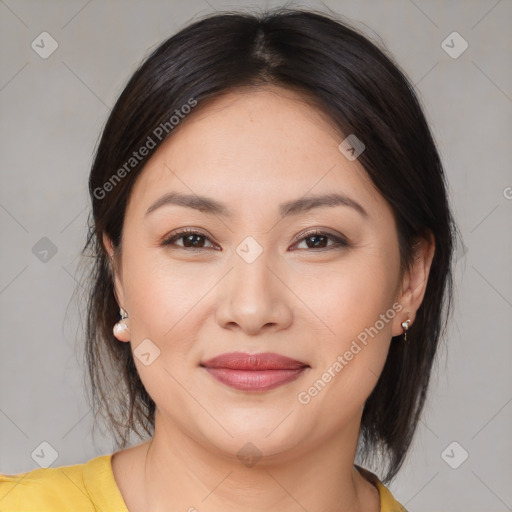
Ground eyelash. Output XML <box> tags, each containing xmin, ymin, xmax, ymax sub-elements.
<box><xmin>161</xmin><ymin>228</ymin><xmax>349</xmax><ymax>252</ymax></box>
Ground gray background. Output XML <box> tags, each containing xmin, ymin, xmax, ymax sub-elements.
<box><xmin>0</xmin><ymin>0</ymin><xmax>511</xmax><ymax>511</ymax></box>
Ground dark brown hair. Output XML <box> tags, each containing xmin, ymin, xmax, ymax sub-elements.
<box><xmin>80</xmin><ymin>6</ymin><xmax>459</xmax><ymax>483</ymax></box>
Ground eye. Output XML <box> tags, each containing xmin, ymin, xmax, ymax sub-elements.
<box><xmin>162</xmin><ymin>228</ymin><xmax>348</xmax><ymax>252</ymax></box>
<box><xmin>162</xmin><ymin>228</ymin><xmax>216</xmax><ymax>250</ymax></box>
<box><xmin>293</xmin><ymin>229</ymin><xmax>349</xmax><ymax>251</ymax></box>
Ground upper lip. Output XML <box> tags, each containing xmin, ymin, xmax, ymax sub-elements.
<box><xmin>200</xmin><ymin>352</ymin><xmax>309</xmax><ymax>370</ymax></box>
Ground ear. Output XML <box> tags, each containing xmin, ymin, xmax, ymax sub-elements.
<box><xmin>102</xmin><ymin>232</ymin><xmax>126</xmax><ymax>309</ymax></box>
<box><xmin>103</xmin><ymin>232</ymin><xmax>131</xmax><ymax>342</ymax></box>
<box><xmin>392</xmin><ymin>230</ymin><xmax>435</xmax><ymax>337</ymax></box>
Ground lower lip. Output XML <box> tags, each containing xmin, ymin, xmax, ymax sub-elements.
<box><xmin>203</xmin><ymin>367</ymin><xmax>307</xmax><ymax>391</ymax></box>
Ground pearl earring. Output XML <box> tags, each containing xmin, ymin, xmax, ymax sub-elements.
<box><xmin>401</xmin><ymin>319</ymin><xmax>411</xmax><ymax>341</ymax></box>
<box><xmin>113</xmin><ymin>307</ymin><xmax>129</xmax><ymax>338</ymax></box>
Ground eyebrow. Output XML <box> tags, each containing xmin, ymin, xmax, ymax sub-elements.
<box><xmin>145</xmin><ymin>191</ymin><xmax>368</xmax><ymax>219</ymax></box>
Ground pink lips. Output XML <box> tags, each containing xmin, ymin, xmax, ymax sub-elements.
<box><xmin>200</xmin><ymin>352</ymin><xmax>309</xmax><ymax>391</ymax></box>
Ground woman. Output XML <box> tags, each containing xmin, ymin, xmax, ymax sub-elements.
<box><xmin>0</xmin><ymin>7</ymin><xmax>457</xmax><ymax>511</ymax></box>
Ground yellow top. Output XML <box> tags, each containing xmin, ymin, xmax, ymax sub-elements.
<box><xmin>0</xmin><ymin>454</ymin><xmax>407</xmax><ymax>511</ymax></box>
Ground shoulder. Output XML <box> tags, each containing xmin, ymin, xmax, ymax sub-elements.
<box><xmin>355</xmin><ymin>465</ymin><xmax>409</xmax><ymax>512</ymax></box>
<box><xmin>0</xmin><ymin>459</ymin><xmax>93</xmax><ymax>511</ymax></box>
<box><xmin>0</xmin><ymin>453</ymin><xmax>128</xmax><ymax>512</ymax></box>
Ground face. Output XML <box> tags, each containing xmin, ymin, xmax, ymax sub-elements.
<box><xmin>105</xmin><ymin>86</ymin><xmax>423</xmax><ymax>462</ymax></box>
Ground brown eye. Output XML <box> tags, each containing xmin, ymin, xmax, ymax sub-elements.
<box><xmin>294</xmin><ymin>230</ymin><xmax>348</xmax><ymax>251</ymax></box>
<box><xmin>161</xmin><ymin>228</ymin><xmax>348</xmax><ymax>251</ymax></box>
<box><xmin>162</xmin><ymin>229</ymin><xmax>215</xmax><ymax>249</ymax></box>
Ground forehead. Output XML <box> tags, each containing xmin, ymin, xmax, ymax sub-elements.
<box><xmin>125</xmin><ymin>86</ymin><xmax>388</xmax><ymax>221</ymax></box>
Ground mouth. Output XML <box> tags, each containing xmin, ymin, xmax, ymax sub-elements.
<box><xmin>200</xmin><ymin>352</ymin><xmax>310</xmax><ymax>392</ymax></box>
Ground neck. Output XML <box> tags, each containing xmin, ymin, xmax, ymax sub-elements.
<box><xmin>142</xmin><ymin>411</ymin><xmax>372</xmax><ymax>512</ymax></box>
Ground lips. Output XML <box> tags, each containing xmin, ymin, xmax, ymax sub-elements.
<box><xmin>201</xmin><ymin>352</ymin><xmax>308</xmax><ymax>370</ymax></box>
<box><xmin>200</xmin><ymin>352</ymin><xmax>309</xmax><ymax>391</ymax></box>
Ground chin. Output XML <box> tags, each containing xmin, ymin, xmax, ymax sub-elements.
<box><xmin>195</xmin><ymin>410</ymin><xmax>306</xmax><ymax>459</ymax></box>
<box><xmin>209</xmin><ymin>432</ymin><xmax>305</xmax><ymax>467</ymax></box>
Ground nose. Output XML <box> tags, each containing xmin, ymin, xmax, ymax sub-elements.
<box><xmin>215</xmin><ymin>249</ymin><xmax>293</xmax><ymax>336</ymax></box>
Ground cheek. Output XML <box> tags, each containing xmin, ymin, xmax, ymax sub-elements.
<box><xmin>322</xmin><ymin>244</ymin><xmax>399</xmax><ymax>368</ymax></box>
<box><xmin>121</xmin><ymin>244</ymin><xmax>206</xmax><ymax>358</ymax></box>
<box><xmin>300</xmin><ymin>247</ymin><xmax>400</xmax><ymax>401</ymax></box>
<box><xmin>318</xmin><ymin>251</ymin><xmax>399</xmax><ymax>345</ymax></box>
<box><xmin>120</xmin><ymin>252</ymin><xmax>208</xmax><ymax>413</ymax></box>
<box><xmin>292</xmin><ymin>275</ymin><xmax>398</xmax><ymax>434</ymax></box>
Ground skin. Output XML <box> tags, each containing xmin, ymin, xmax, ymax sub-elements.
<box><xmin>104</xmin><ymin>85</ymin><xmax>435</xmax><ymax>512</ymax></box>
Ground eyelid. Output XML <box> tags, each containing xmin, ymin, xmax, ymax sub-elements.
<box><xmin>290</xmin><ymin>228</ymin><xmax>348</xmax><ymax>249</ymax></box>
<box><xmin>162</xmin><ymin>227</ymin><xmax>349</xmax><ymax>251</ymax></box>
<box><xmin>162</xmin><ymin>227</ymin><xmax>217</xmax><ymax>249</ymax></box>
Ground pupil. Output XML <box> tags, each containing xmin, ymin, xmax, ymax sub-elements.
<box><xmin>185</xmin><ymin>234</ymin><xmax>204</xmax><ymax>247</ymax></box>
<box><xmin>307</xmin><ymin>235</ymin><xmax>327</xmax><ymax>248</ymax></box>
<box><xmin>181</xmin><ymin>234</ymin><xmax>329</xmax><ymax>249</ymax></box>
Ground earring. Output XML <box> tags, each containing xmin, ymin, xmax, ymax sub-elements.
<box><xmin>113</xmin><ymin>307</ymin><xmax>129</xmax><ymax>338</ymax></box>
<box><xmin>401</xmin><ymin>319</ymin><xmax>411</xmax><ymax>341</ymax></box>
